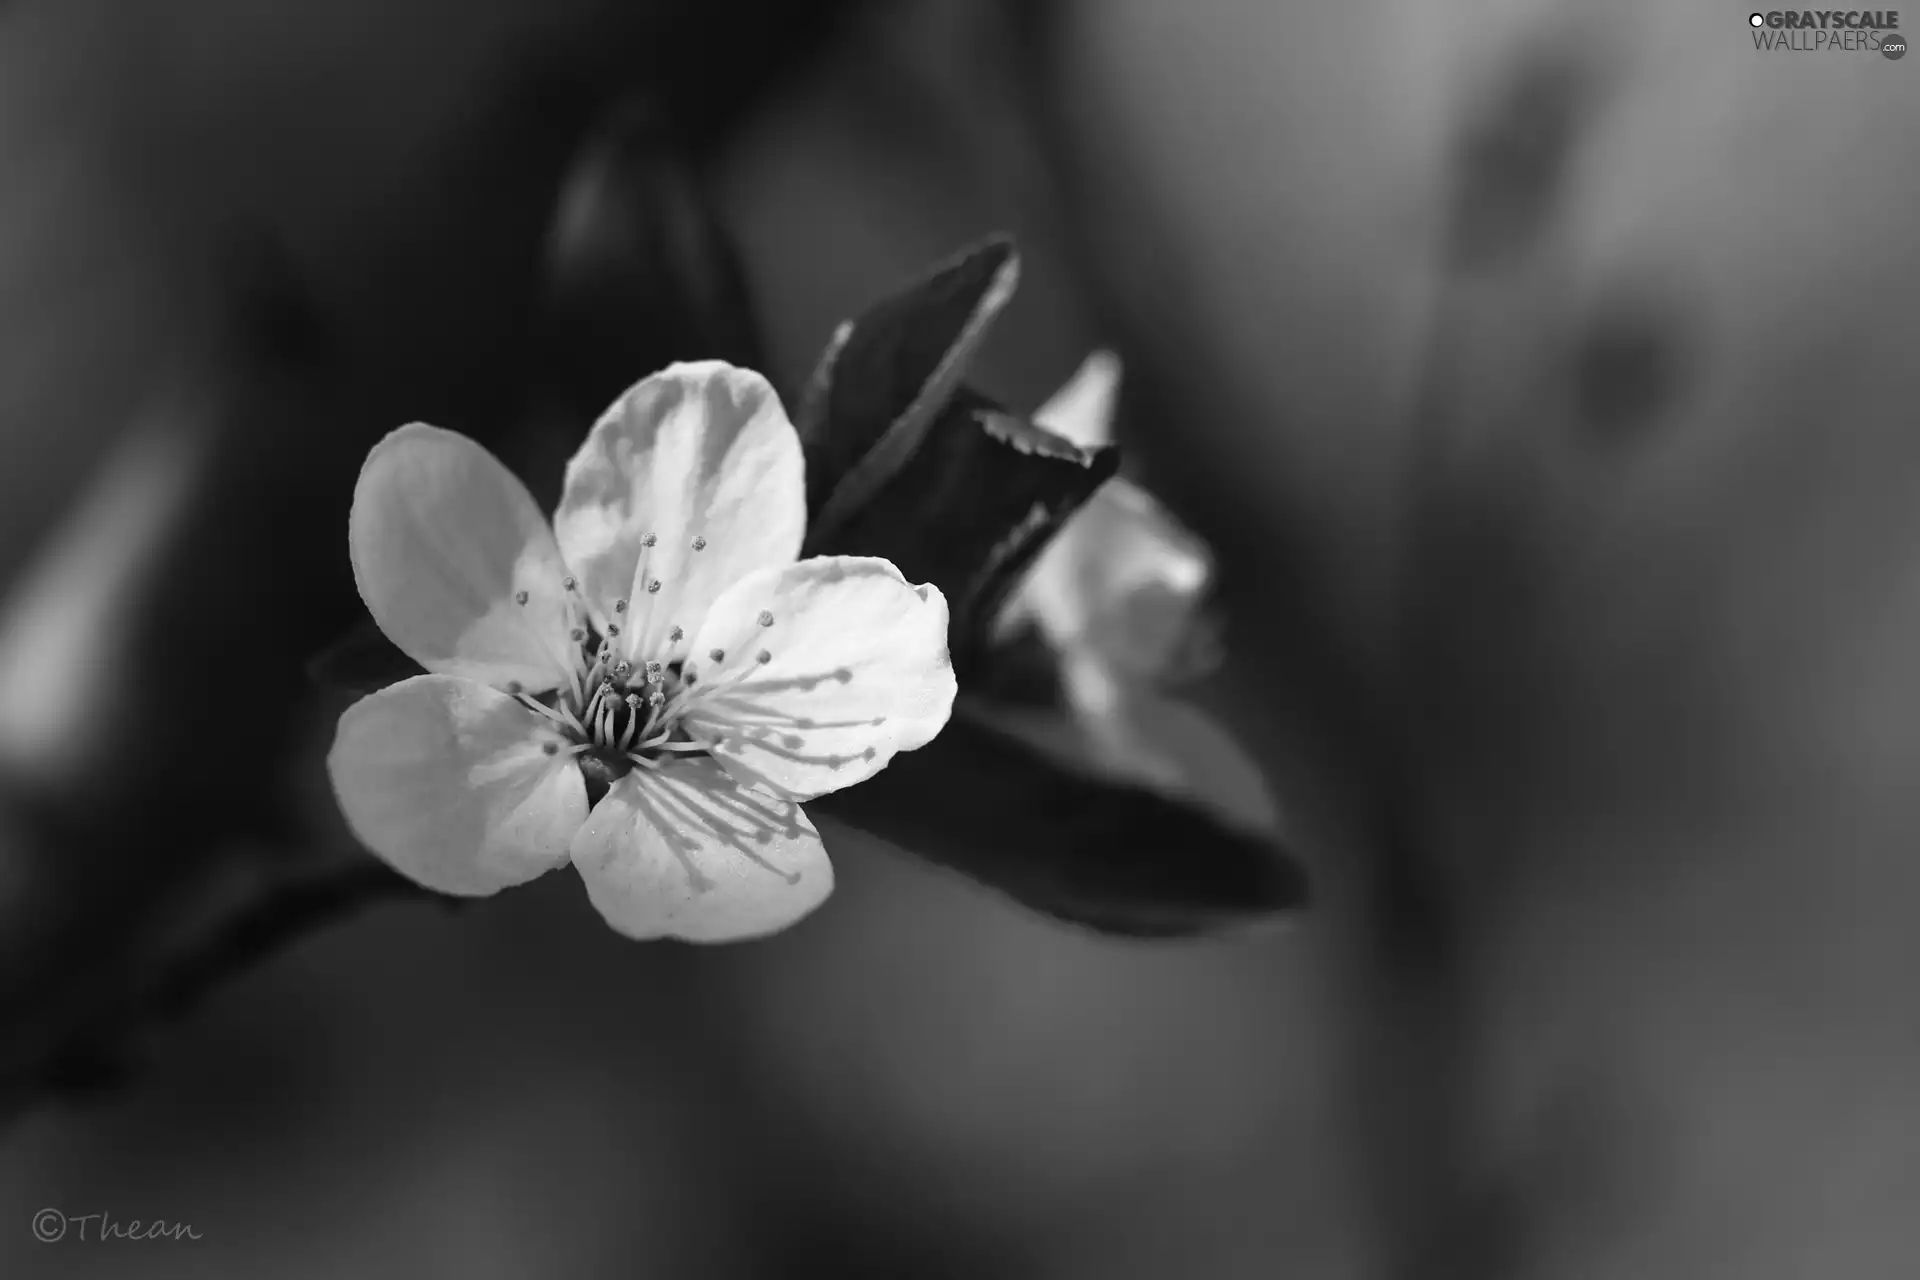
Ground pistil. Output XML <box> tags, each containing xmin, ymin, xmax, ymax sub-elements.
<box><xmin>523</xmin><ymin>537</ymin><xmax>758</xmax><ymax>777</ymax></box>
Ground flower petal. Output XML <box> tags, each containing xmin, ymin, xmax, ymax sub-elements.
<box><xmin>997</xmin><ymin>351</ymin><xmax>1215</xmax><ymax>681</ymax></box>
<box><xmin>569</xmin><ymin>758</ymin><xmax>832</xmax><ymax>942</ymax></box>
<box><xmin>681</xmin><ymin>556</ymin><xmax>957</xmax><ymax>800</ymax></box>
<box><xmin>1034</xmin><ymin>349</ymin><xmax>1122</xmax><ymax>449</ymax></box>
<box><xmin>327</xmin><ymin>674</ymin><xmax>586</xmax><ymax>895</ymax></box>
<box><xmin>551</xmin><ymin>362</ymin><xmax>805</xmax><ymax>664</ymax></box>
<box><xmin>1002</xmin><ymin>476</ymin><xmax>1215</xmax><ymax>680</ymax></box>
<box><xmin>350</xmin><ymin>424</ymin><xmax>576</xmax><ymax>693</ymax></box>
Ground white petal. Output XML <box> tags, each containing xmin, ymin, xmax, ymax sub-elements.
<box><xmin>1002</xmin><ymin>352</ymin><xmax>1214</xmax><ymax>680</ymax></box>
<box><xmin>680</xmin><ymin>556</ymin><xmax>957</xmax><ymax>800</ymax></box>
<box><xmin>1000</xmin><ymin>476</ymin><xmax>1214</xmax><ymax>681</ymax></box>
<box><xmin>569</xmin><ymin>758</ymin><xmax>832</xmax><ymax>942</ymax></box>
<box><xmin>551</xmin><ymin>362</ymin><xmax>805</xmax><ymax>665</ymax></box>
<box><xmin>350</xmin><ymin>424</ymin><xmax>577</xmax><ymax>693</ymax></box>
<box><xmin>327</xmin><ymin>674</ymin><xmax>586</xmax><ymax>895</ymax></box>
<box><xmin>1034</xmin><ymin>349</ymin><xmax>1123</xmax><ymax>449</ymax></box>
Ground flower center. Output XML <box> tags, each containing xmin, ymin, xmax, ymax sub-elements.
<box><xmin>506</xmin><ymin>535</ymin><xmax>779</xmax><ymax>796</ymax></box>
<box><xmin>516</xmin><ymin>619</ymin><xmax>699</xmax><ymax>787</ymax></box>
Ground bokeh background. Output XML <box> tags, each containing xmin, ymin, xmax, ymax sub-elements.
<box><xmin>3</xmin><ymin>1</ymin><xmax>1919</xmax><ymax>1276</ymax></box>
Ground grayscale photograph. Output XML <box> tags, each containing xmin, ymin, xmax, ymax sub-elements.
<box><xmin>1</xmin><ymin>2</ymin><xmax>1915</xmax><ymax>1277</ymax></box>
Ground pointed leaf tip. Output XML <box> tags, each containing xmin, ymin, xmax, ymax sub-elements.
<box><xmin>798</xmin><ymin>235</ymin><xmax>1022</xmax><ymax>533</ymax></box>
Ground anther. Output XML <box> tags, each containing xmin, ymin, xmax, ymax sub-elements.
<box><xmin>709</xmin><ymin>648</ymin><xmax>725</xmax><ymax>662</ymax></box>
<box><xmin>606</xmin><ymin>623</ymin><xmax>620</xmax><ymax>637</ymax></box>
<box><xmin>570</xmin><ymin>628</ymin><xmax>586</xmax><ymax>643</ymax></box>
<box><xmin>625</xmin><ymin>692</ymin><xmax>643</xmax><ymax>711</ymax></box>
<box><xmin>614</xmin><ymin>598</ymin><xmax>628</xmax><ymax>614</ymax></box>
<box><xmin>641</xmin><ymin>533</ymin><xmax>657</xmax><ymax>548</ymax></box>
<box><xmin>691</xmin><ymin>536</ymin><xmax>706</xmax><ymax>551</ymax></box>
<box><xmin>563</xmin><ymin>576</ymin><xmax>577</xmax><ymax>592</ymax></box>
<box><xmin>756</xmin><ymin>650</ymin><xmax>771</xmax><ymax>665</ymax></box>
<box><xmin>647</xmin><ymin>690</ymin><xmax>665</xmax><ymax>706</ymax></box>
<box><xmin>668</xmin><ymin>626</ymin><xmax>683</xmax><ymax>643</ymax></box>
<box><xmin>758</xmin><ymin>610</ymin><xmax>774</xmax><ymax>627</ymax></box>
<box><xmin>614</xmin><ymin>660</ymin><xmax>631</xmax><ymax>679</ymax></box>
<box><xmin>646</xmin><ymin>580</ymin><xmax>662</xmax><ymax>594</ymax></box>
<box><xmin>514</xmin><ymin>590</ymin><xmax>529</xmax><ymax>606</ymax></box>
<box><xmin>542</xmin><ymin>742</ymin><xmax>559</xmax><ymax>756</ymax></box>
<box><xmin>646</xmin><ymin>660</ymin><xmax>663</xmax><ymax>675</ymax></box>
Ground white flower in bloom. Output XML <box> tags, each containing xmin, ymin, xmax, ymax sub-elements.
<box><xmin>998</xmin><ymin>352</ymin><xmax>1274</xmax><ymax>831</ymax></box>
<box><xmin>1002</xmin><ymin>351</ymin><xmax>1216</xmax><ymax>683</ymax></box>
<box><xmin>327</xmin><ymin>361</ymin><xmax>956</xmax><ymax>942</ymax></box>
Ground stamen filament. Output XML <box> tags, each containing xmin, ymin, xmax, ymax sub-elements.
<box><xmin>515</xmin><ymin>694</ymin><xmax>571</xmax><ymax>727</ymax></box>
<box><xmin>666</xmin><ymin>655</ymin><xmax>767</xmax><ymax>721</ymax></box>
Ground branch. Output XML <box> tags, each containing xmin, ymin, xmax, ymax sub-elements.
<box><xmin>0</xmin><ymin>845</ymin><xmax>448</xmax><ymax>1132</ymax></box>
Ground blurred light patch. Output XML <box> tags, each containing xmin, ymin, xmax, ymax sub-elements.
<box><xmin>0</xmin><ymin>403</ymin><xmax>210</xmax><ymax>788</ymax></box>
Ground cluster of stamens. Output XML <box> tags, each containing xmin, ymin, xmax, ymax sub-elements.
<box><xmin>509</xmin><ymin>532</ymin><xmax>781</xmax><ymax>784</ymax></box>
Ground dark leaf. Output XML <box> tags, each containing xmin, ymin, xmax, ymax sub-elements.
<box><xmin>806</xmin><ymin>386</ymin><xmax>1117</xmax><ymax>671</ymax></box>
<box><xmin>305</xmin><ymin>620</ymin><xmax>425</xmax><ymax>699</ymax></box>
<box><xmin>811</xmin><ymin>713</ymin><xmax>1307</xmax><ymax>938</ymax></box>
<box><xmin>797</xmin><ymin>235</ymin><xmax>1020</xmax><ymax>535</ymax></box>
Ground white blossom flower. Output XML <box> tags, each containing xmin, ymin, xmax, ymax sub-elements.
<box><xmin>995</xmin><ymin>352</ymin><xmax>1274</xmax><ymax>830</ymax></box>
<box><xmin>326</xmin><ymin>361</ymin><xmax>957</xmax><ymax>942</ymax></box>
<box><xmin>1000</xmin><ymin>351</ymin><xmax>1217</xmax><ymax>683</ymax></box>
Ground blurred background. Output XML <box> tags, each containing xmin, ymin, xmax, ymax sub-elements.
<box><xmin>3</xmin><ymin>0</ymin><xmax>1919</xmax><ymax>1276</ymax></box>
